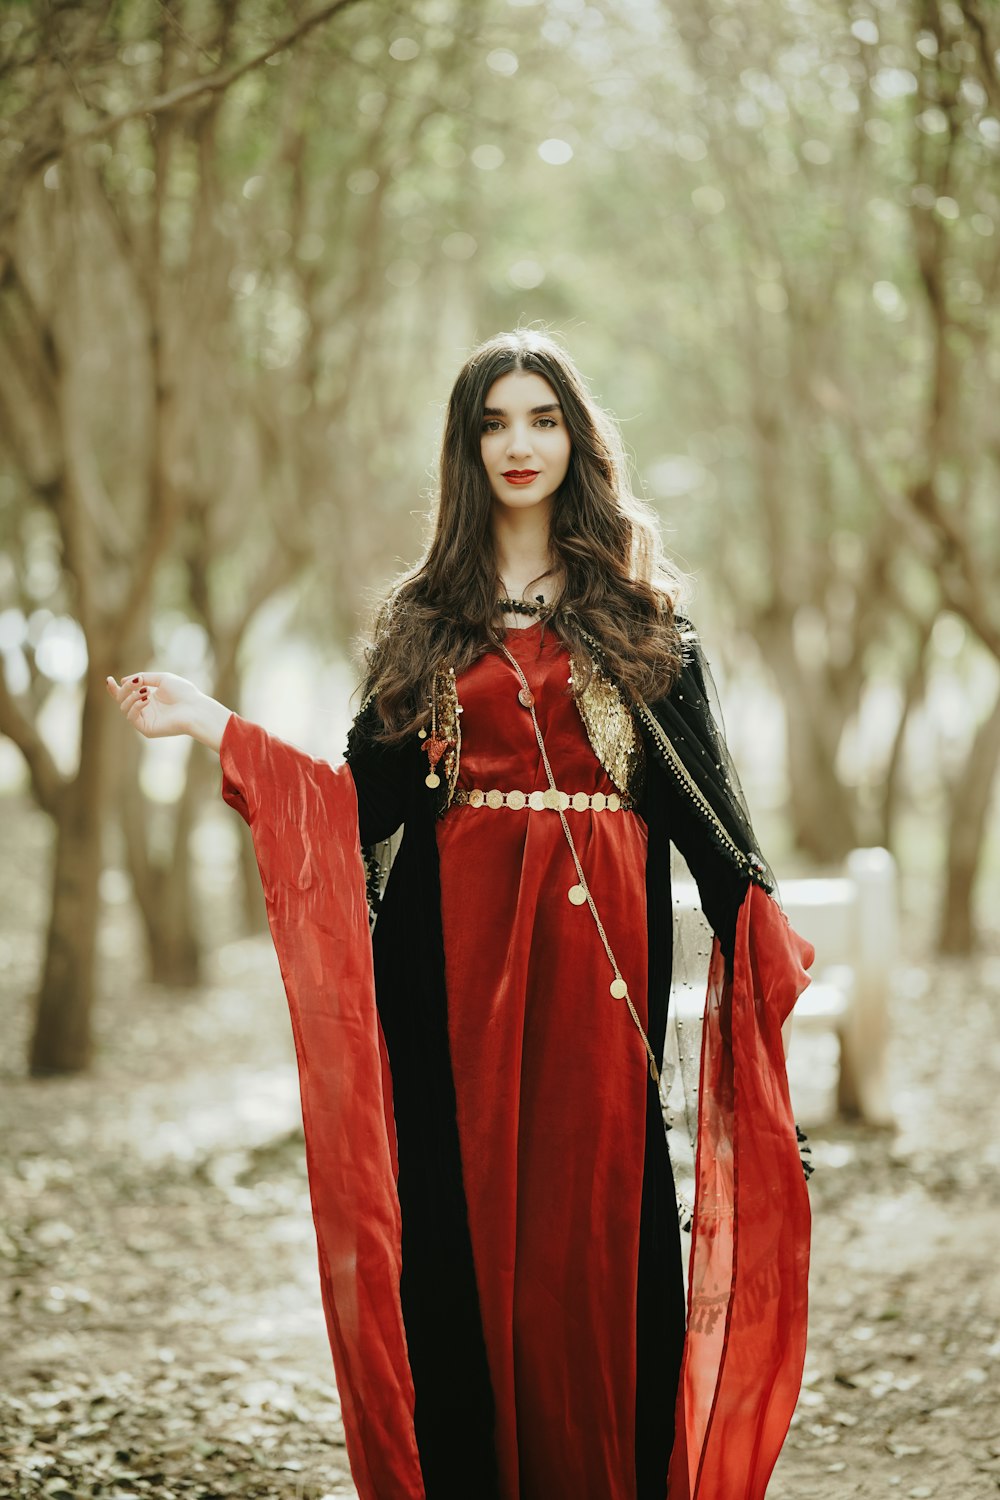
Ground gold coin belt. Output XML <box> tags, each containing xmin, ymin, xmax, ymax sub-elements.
<box><xmin>453</xmin><ymin>787</ymin><xmax>632</xmax><ymax>812</ymax></box>
<box><xmin>495</xmin><ymin>640</ymin><xmax>660</xmax><ymax>1084</ymax></box>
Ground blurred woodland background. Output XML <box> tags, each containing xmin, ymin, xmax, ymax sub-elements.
<box><xmin>2</xmin><ymin>2</ymin><xmax>1000</xmax><ymax>1498</ymax></box>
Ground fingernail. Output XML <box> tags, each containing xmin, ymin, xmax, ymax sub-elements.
<box><xmin>132</xmin><ymin>677</ymin><xmax>139</xmax><ymax>684</ymax></box>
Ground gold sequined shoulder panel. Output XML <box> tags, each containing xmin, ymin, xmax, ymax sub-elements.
<box><xmin>432</xmin><ymin>665</ymin><xmax>462</xmax><ymax>807</ymax></box>
<box><xmin>569</xmin><ymin>651</ymin><xmax>646</xmax><ymax>804</ymax></box>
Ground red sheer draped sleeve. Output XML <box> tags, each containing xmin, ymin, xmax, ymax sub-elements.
<box><xmin>219</xmin><ymin>711</ymin><xmax>425</xmax><ymax>1500</ymax></box>
<box><xmin>668</xmin><ymin>881</ymin><xmax>815</xmax><ymax>1500</ymax></box>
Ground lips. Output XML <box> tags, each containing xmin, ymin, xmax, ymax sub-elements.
<box><xmin>503</xmin><ymin>470</ymin><xmax>539</xmax><ymax>484</ymax></box>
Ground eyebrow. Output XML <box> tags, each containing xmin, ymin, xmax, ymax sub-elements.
<box><xmin>482</xmin><ymin>402</ymin><xmax>562</xmax><ymax>417</ymax></box>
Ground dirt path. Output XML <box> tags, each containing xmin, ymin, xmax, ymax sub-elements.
<box><xmin>773</xmin><ymin>930</ymin><xmax>1000</xmax><ymax>1499</ymax></box>
<box><xmin>2</xmin><ymin>796</ymin><xmax>999</xmax><ymax>1498</ymax></box>
<box><xmin>1</xmin><ymin>935</ymin><xmax>355</xmax><ymax>1499</ymax></box>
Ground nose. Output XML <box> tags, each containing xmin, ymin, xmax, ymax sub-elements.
<box><xmin>506</xmin><ymin>423</ymin><xmax>534</xmax><ymax>460</ymax></box>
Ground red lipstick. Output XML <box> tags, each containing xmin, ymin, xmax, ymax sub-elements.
<box><xmin>503</xmin><ymin>470</ymin><xmax>539</xmax><ymax>485</ymax></box>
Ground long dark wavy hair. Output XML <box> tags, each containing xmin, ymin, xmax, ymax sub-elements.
<box><xmin>357</xmin><ymin>329</ymin><xmax>692</xmax><ymax>742</ymax></box>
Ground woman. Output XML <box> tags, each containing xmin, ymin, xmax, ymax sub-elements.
<box><xmin>106</xmin><ymin>330</ymin><xmax>815</xmax><ymax>1500</ymax></box>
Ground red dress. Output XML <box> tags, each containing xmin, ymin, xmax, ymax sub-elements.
<box><xmin>436</xmin><ymin>620</ymin><xmax>653</xmax><ymax>1500</ymax></box>
<box><xmin>218</xmin><ymin>618</ymin><xmax>816</xmax><ymax>1500</ymax></box>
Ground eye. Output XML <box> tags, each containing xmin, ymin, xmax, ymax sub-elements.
<box><xmin>481</xmin><ymin>419</ymin><xmax>502</xmax><ymax>433</ymax></box>
<box><xmin>536</xmin><ymin>417</ymin><xmax>557</xmax><ymax>428</ymax></box>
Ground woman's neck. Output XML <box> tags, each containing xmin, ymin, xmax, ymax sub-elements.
<box><xmin>492</xmin><ymin>502</ymin><xmax>558</xmax><ymax>603</ymax></box>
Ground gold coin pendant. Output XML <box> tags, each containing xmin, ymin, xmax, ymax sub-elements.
<box><xmin>568</xmin><ymin>883</ymin><xmax>588</xmax><ymax>906</ymax></box>
<box><xmin>425</xmin><ymin>772</ymin><xmax>441</xmax><ymax>788</ymax></box>
<box><xmin>610</xmin><ymin>977</ymin><xmax>628</xmax><ymax>999</ymax></box>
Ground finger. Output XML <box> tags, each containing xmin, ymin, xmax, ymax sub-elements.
<box><xmin>111</xmin><ymin>675</ymin><xmax>142</xmax><ymax>704</ymax></box>
<box><xmin>121</xmin><ymin>687</ymin><xmax>146</xmax><ymax>713</ymax></box>
<box><xmin>113</xmin><ymin>671</ymin><xmax>153</xmax><ymax>701</ymax></box>
<box><xmin>126</xmin><ymin>698</ymin><xmax>149</xmax><ymax>730</ymax></box>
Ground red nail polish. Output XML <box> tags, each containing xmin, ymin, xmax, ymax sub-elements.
<box><xmin>132</xmin><ymin>677</ymin><xmax>139</xmax><ymax>684</ymax></box>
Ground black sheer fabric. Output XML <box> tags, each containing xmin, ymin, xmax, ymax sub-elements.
<box><xmin>637</xmin><ymin>614</ymin><xmax>778</xmax><ymax>904</ymax></box>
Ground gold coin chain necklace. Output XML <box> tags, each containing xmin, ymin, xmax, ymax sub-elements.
<box><xmin>496</xmin><ymin>637</ymin><xmax>660</xmax><ymax>1084</ymax></box>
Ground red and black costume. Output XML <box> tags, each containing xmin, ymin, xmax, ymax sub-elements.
<box><xmin>219</xmin><ymin>613</ymin><xmax>815</xmax><ymax>1500</ymax></box>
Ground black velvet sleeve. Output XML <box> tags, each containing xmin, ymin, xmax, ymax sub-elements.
<box><xmin>343</xmin><ymin>696</ymin><xmax>412</xmax><ymax>848</ymax></box>
<box><xmin>641</xmin><ymin>612</ymin><xmax>762</xmax><ymax>971</ymax></box>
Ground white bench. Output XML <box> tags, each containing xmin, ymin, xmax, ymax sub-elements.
<box><xmin>669</xmin><ymin>847</ymin><xmax>897</xmax><ymax>1126</ymax></box>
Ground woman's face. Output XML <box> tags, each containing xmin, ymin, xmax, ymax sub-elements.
<box><xmin>479</xmin><ymin>370</ymin><xmax>571</xmax><ymax>516</ymax></box>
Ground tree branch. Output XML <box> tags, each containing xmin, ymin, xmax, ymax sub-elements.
<box><xmin>63</xmin><ymin>0</ymin><xmax>365</xmax><ymax>150</ymax></box>
<box><xmin>0</xmin><ymin>662</ymin><xmax>66</xmax><ymax>817</ymax></box>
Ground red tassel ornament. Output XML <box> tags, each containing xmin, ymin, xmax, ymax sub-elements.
<box><xmin>420</xmin><ymin>669</ymin><xmax>456</xmax><ymax>789</ymax></box>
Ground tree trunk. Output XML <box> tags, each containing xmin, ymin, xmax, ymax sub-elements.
<box><xmin>938</xmin><ymin>683</ymin><xmax>1000</xmax><ymax>955</ymax></box>
<box><xmin>783</xmin><ymin>689</ymin><xmax>858</xmax><ymax>862</ymax></box>
<box><xmin>121</xmin><ymin>734</ymin><xmax>204</xmax><ymax>988</ymax></box>
<box><xmin>153</xmin><ymin>764</ymin><xmax>204</xmax><ymax>984</ymax></box>
<box><xmin>760</xmin><ymin>612</ymin><xmax>860</xmax><ymax>864</ymax></box>
<box><xmin>877</xmin><ymin>614</ymin><xmax>933</xmax><ymax>851</ymax></box>
<box><xmin>29</xmin><ymin>667</ymin><xmax>107</xmax><ymax>1075</ymax></box>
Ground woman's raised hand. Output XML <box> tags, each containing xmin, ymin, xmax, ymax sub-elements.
<box><xmin>105</xmin><ymin>671</ymin><xmax>233</xmax><ymax>751</ymax></box>
<box><xmin>106</xmin><ymin>675</ymin><xmax>235</xmax><ymax>756</ymax></box>
<box><xmin>105</xmin><ymin>671</ymin><xmax>203</xmax><ymax>740</ymax></box>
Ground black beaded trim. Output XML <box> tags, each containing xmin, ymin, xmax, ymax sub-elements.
<box><xmin>634</xmin><ymin>697</ymin><xmax>774</xmax><ymax>893</ymax></box>
<box><xmin>495</xmin><ymin>596</ymin><xmax>555</xmax><ymax>619</ymax></box>
<box><xmin>796</xmin><ymin>1122</ymin><xmax>814</xmax><ymax>1181</ymax></box>
<box><xmin>361</xmin><ymin>844</ymin><xmax>385</xmax><ymax>930</ymax></box>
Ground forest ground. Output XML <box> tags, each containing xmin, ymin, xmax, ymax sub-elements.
<box><xmin>2</xmin><ymin>792</ymin><xmax>999</xmax><ymax>1500</ymax></box>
